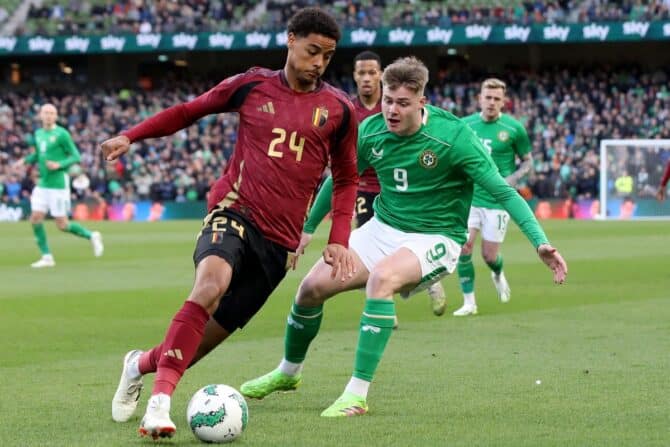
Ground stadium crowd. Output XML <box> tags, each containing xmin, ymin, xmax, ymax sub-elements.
<box><xmin>1</xmin><ymin>66</ymin><xmax>668</xmax><ymax>207</ymax></box>
<box><xmin>11</xmin><ymin>0</ymin><xmax>670</xmax><ymax>36</ymax></box>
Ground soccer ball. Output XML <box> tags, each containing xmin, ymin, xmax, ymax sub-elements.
<box><xmin>187</xmin><ymin>384</ymin><xmax>249</xmax><ymax>443</ymax></box>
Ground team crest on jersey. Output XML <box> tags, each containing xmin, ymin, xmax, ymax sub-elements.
<box><xmin>497</xmin><ymin>130</ymin><xmax>509</xmax><ymax>142</ymax></box>
<box><xmin>312</xmin><ymin>106</ymin><xmax>329</xmax><ymax>127</ymax></box>
<box><xmin>50</xmin><ymin>136</ymin><xmax>57</xmax><ymax>143</ymax></box>
<box><xmin>419</xmin><ymin>150</ymin><xmax>438</xmax><ymax>169</ymax></box>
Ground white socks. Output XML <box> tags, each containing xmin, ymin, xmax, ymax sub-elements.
<box><xmin>278</xmin><ymin>358</ymin><xmax>303</xmax><ymax>376</ymax></box>
<box><xmin>344</xmin><ymin>377</ymin><xmax>370</xmax><ymax>399</ymax></box>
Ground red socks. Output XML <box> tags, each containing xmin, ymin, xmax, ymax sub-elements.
<box><xmin>149</xmin><ymin>301</ymin><xmax>210</xmax><ymax>396</ymax></box>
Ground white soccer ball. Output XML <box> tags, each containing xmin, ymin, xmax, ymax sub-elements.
<box><xmin>187</xmin><ymin>384</ymin><xmax>249</xmax><ymax>443</ymax></box>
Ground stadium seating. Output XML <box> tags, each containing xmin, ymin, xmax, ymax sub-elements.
<box><xmin>11</xmin><ymin>1</ymin><xmax>670</xmax><ymax>36</ymax></box>
<box><xmin>2</xmin><ymin>67</ymin><xmax>668</xmax><ymax>204</ymax></box>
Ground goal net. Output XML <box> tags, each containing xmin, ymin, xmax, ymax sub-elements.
<box><xmin>599</xmin><ymin>139</ymin><xmax>670</xmax><ymax>219</ymax></box>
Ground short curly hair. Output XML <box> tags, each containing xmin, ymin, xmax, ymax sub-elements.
<box><xmin>287</xmin><ymin>7</ymin><xmax>341</xmax><ymax>42</ymax></box>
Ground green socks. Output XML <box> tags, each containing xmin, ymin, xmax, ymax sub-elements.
<box><xmin>457</xmin><ymin>254</ymin><xmax>475</xmax><ymax>294</ymax></box>
<box><xmin>32</xmin><ymin>223</ymin><xmax>50</xmax><ymax>255</ymax></box>
<box><xmin>486</xmin><ymin>254</ymin><xmax>504</xmax><ymax>276</ymax></box>
<box><xmin>65</xmin><ymin>222</ymin><xmax>92</xmax><ymax>239</ymax></box>
<box><xmin>352</xmin><ymin>299</ymin><xmax>396</xmax><ymax>382</ymax></box>
<box><xmin>284</xmin><ymin>303</ymin><xmax>323</xmax><ymax>363</ymax></box>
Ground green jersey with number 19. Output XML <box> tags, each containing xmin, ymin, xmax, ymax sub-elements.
<box><xmin>462</xmin><ymin>112</ymin><xmax>531</xmax><ymax>210</ymax></box>
<box><xmin>24</xmin><ymin>125</ymin><xmax>81</xmax><ymax>190</ymax></box>
<box><xmin>357</xmin><ymin>105</ymin><xmax>546</xmax><ymax>247</ymax></box>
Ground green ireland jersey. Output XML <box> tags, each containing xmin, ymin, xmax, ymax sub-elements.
<box><xmin>355</xmin><ymin>105</ymin><xmax>546</xmax><ymax>247</ymax></box>
<box><xmin>25</xmin><ymin>125</ymin><xmax>81</xmax><ymax>189</ymax></box>
<box><xmin>462</xmin><ymin>112</ymin><xmax>531</xmax><ymax>210</ymax></box>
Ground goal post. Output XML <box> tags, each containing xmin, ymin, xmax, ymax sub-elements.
<box><xmin>599</xmin><ymin>139</ymin><xmax>670</xmax><ymax>220</ymax></box>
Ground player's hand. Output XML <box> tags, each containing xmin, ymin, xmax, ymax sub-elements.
<box><xmin>290</xmin><ymin>232</ymin><xmax>313</xmax><ymax>270</ymax></box>
<box><xmin>537</xmin><ymin>243</ymin><xmax>567</xmax><ymax>284</ymax></box>
<box><xmin>322</xmin><ymin>244</ymin><xmax>356</xmax><ymax>281</ymax></box>
<box><xmin>656</xmin><ymin>186</ymin><xmax>667</xmax><ymax>202</ymax></box>
<box><xmin>101</xmin><ymin>135</ymin><xmax>131</xmax><ymax>161</ymax></box>
<box><xmin>46</xmin><ymin>161</ymin><xmax>61</xmax><ymax>170</ymax></box>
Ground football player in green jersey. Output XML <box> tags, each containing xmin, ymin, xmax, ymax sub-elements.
<box><xmin>17</xmin><ymin>104</ymin><xmax>103</xmax><ymax>267</ymax></box>
<box><xmin>453</xmin><ymin>78</ymin><xmax>533</xmax><ymax>316</ymax></box>
<box><xmin>240</xmin><ymin>57</ymin><xmax>566</xmax><ymax>417</ymax></box>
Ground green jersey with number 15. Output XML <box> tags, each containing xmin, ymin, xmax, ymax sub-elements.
<box><xmin>462</xmin><ymin>112</ymin><xmax>531</xmax><ymax>210</ymax></box>
<box><xmin>357</xmin><ymin>105</ymin><xmax>546</xmax><ymax>247</ymax></box>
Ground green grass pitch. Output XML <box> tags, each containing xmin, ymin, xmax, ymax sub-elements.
<box><xmin>0</xmin><ymin>219</ymin><xmax>667</xmax><ymax>446</ymax></box>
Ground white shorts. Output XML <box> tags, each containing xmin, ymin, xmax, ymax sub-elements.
<box><xmin>30</xmin><ymin>186</ymin><xmax>71</xmax><ymax>217</ymax></box>
<box><xmin>349</xmin><ymin>216</ymin><xmax>461</xmax><ymax>297</ymax></box>
<box><xmin>467</xmin><ymin>207</ymin><xmax>509</xmax><ymax>243</ymax></box>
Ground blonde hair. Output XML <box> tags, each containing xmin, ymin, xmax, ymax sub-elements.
<box><xmin>481</xmin><ymin>78</ymin><xmax>507</xmax><ymax>93</ymax></box>
<box><xmin>382</xmin><ymin>56</ymin><xmax>429</xmax><ymax>95</ymax></box>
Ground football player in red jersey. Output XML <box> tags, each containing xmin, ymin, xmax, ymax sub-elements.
<box><xmin>102</xmin><ymin>7</ymin><xmax>359</xmax><ymax>440</ymax></box>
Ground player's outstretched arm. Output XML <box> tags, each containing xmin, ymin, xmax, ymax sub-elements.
<box><xmin>656</xmin><ymin>186</ymin><xmax>667</xmax><ymax>202</ymax></box>
<box><xmin>101</xmin><ymin>135</ymin><xmax>131</xmax><ymax>161</ymax></box>
<box><xmin>537</xmin><ymin>244</ymin><xmax>567</xmax><ymax>284</ymax></box>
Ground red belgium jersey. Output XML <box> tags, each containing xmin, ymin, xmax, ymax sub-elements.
<box><xmin>123</xmin><ymin>68</ymin><xmax>359</xmax><ymax>250</ymax></box>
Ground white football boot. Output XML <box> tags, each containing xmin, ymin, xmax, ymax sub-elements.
<box><xmin>491</xmin><ymin>271</ymin><xmax>511</xmax><ymax>303</ymax></box>
<box><xmin>91</xmin><ymin>231</ymin><xmax>104</xmax><ymax>257</ymax></box>
<box><xmin>139</xmin><ymin>393</ymin><xmax>176</xmax><ymax>440</ymax></box>
<box><xmin>452</xmin><ymin>303</ymin><xmax>478</xmax><ymax>316</ymax></box>
<box><xmin>112</xmin><ymin>350</ymin><xmax>144</xmax><ymax>422</ymax></box>
<box><xmin>31</xmin><ymin>254</ymin><xmax>55</xmax><ymax>268</ymax></box>
<box><xmin>428</xmin><ymin>282</ymin><xmax>446</xmax><ymax>316</ymax></box>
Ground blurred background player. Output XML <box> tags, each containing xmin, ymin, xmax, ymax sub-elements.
<box><xmin>453</xmin><ymin>78</ymin><xmax>533</xmax><ymax>316</ymax></box>
<box><xmin>16</xmin><ymin>103</ymin><xmax>103</xmax><ymax>267</ymax></box>
<box><xmin>350</xmin><ymin>50</ymin><xmax>383</xmax><ymax>229</ymax></box>
<box><xmin>656</xmin><ymin>159</ymin><xmax>670</xmax><ymax>201</ymax></box>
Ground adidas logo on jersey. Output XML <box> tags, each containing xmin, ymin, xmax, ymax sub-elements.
<box><xmin>371</xmin><ymin>147</ymin><xmax>384</xmax><ymax>159</ymax></box>
<box><xmin>257</xmin><ymin>101</ymin><xmax>275</xmax><ymax>114</ymax></box>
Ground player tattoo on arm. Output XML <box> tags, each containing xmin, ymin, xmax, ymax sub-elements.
<box><xmin>506</xmin><ymin>153</ymin><xmax>533</xmax><ymax>188</ymax></box>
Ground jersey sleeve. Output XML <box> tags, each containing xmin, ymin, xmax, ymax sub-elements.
<box><xmin>303</xmin><ymin>176</ymin><xmax>334</xmax><ymax>234</ymax></box>
<box><xmin>303</xmin><ymin>117</ymin><xmax>372</xmax><ymax>235</ymax></box>
<box><xmin>514</xmin><ymin>120</ymin><xmax>532</xmax><ymax>157</ymax></box>
<box><xmin>451</xmin><ymin>125</ymin><xmax>549</xmax><ymax>248</ymax></box>
<box><xmin>58</xmin><ymin>129</ymin><xmax>81</xmax><ymax>169</ymax></box>
<box><xmin>122</xmin><ymin>69</ymin><xmax>261</xmax><ymax>142</ymax></box>
<box><xmin>327</xmin><ymin>99</ymin><xmax>359</xmax><ymax>247</ymax></box>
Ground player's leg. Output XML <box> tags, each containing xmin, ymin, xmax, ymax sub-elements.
<box><xmin>240</xmin><ymin>253</ymin><xmax>369</xmax><ymax>399</ymax></box>
<box><xmin>51</xmin><ymin>189</ymin><xmax>104</xmax><ymax>257</ymax></box>
<box><xmin>29</xmin><ymin>187</ymin><xmax>53</xmax><ymax>267</ymax></box>
<box><xmin>454</xmin><ymin>228</ymin><xmax>479</xmax><ymax>316</ymax></box>
<box><xmin>137</xmin><ymin>255</ymin><xmax>232</xmax><ymax>438</ymax></box>
<box><xmin>322</xmin><ymin>232</ymin><xmax>459</xmax><ymax>417</ymax></box>
<box><xmin>354</xmin><ymin>194</ymin><xmax>403</xmax><ymax>327</ymax></box>
<box><xmin>112</xmin><ymin>210</ymin><xmax>242</xmax><ymax>438</ymax></box>
<box><xmin>481</xmin><ymin>209</ymin><xmax>510</xmax><ymax>302</ymax></box>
